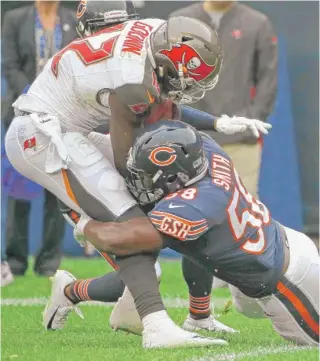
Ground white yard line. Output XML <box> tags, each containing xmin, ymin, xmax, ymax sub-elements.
<box><xmin>189</xmin><ymin>345</ymin><xmax>315</xmax><ymax>361</ymax></box>
<box><xmin>2</xmin><ymin>298</ymin><xmax>316</xmax><ymax>359</ymax></box>
<box><xmin>0</xmin><ymin>297</ymin><xmax>228</xmax><ymax>308</ymax></box>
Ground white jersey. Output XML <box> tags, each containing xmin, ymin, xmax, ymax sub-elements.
<box><xmin>13</xmin><ymin>19</ymin><xmax>165</xmax><ymax>135</ymax></box>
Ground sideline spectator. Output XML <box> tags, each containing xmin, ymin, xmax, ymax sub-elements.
<box><xmin>1</xmin><ymin>0</ymin><xmax>78</xmax><ymax>276</ymax></box>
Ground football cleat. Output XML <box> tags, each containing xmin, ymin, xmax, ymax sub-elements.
<box><xmin>142</xmin><ymin>318</ymin><xmax>228</xmax><ymax>349</ymax></box>
<box><xmin>1</xmin><ymin>261</ymin><xmax>14</xmax><ymax>287</ymax></box>
<box><xmin>43</xmin><ymin>270</ymin><xmax>84</xmax><ymax>330</ymax></box>
<box><xmin>109</xmin><ymin>286</ymin><xmax>143</xmax><ymax>335</ymax></box>
<box><xmin>183</xmin><ymin>314</ymin><xmax>238</xmax><ymax>333</ymax></box>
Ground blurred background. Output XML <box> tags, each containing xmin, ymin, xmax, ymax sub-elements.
<box><xmin>1</xmin><ymin>1</ymin><xmax>318</xmax><ymax>271</ymax></box>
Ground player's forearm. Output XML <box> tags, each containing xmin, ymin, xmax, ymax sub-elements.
<box><xmin>180</xmin><ymin>105</ymin><xmax>218</xmax><ymax>131</ymax></box>
<box><xmin>109</xmin><ymin>93</ymin><xmax>135</xmax><ymax>176</ymax></box>
<box><xmin>84</xmin><ymin>218</ymin><xmax>163</xmax><ymax>256</ymax></box>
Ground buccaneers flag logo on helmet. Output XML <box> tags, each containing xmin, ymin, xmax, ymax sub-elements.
<box><xmin>159</xmin><ymin>44</ymin><xmax>216</xmax><ymax>82</ymax></box>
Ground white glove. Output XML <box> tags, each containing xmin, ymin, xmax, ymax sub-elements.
<box><xmin>215</xmin><ymin>115</ymin><xmax>272</xmax><ymax>138</ymax></box>
<box><xmin>73</xmin><ymin>213</ymin><xmax>92</xmax><ymax>247</ymax></box>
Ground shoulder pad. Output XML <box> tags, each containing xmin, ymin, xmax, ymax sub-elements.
<box><xmin>148</xmin><ymin>196</ymin><xmax>209</xmax><ymax>241</ymax></box>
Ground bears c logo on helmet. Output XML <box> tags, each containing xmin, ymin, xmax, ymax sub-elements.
<box><xmin>159</xmin><ymin>44</ymin><xmax>216</xmax><ymax>82</ymax></box>
<box><xmin>77</xmin><ymin>0</ymin><xmax>87</xmax><ymax>19</ymax></box>
<box><xmin>149</xmin><ymin>146</ymin><xmax>177</xmax><ymax>166</ymax></box>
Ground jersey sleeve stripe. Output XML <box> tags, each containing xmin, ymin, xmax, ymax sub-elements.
<box><xmin>149</xmin><ymin>211</ymin><xmax>209</xmax><ymax>241</ymax></box>
<box><xmin>188</xmin><ymin>225</ymin><xmax>209</xmax><ymax>236</ymax></box>
<box><xmin>149</xmin><ymin>215</ymin><xmax>208</xmax><ymax>233</ymax></box>
<box><xmin>155</xmin><ymin>226</ymin><xmax>186</xmax><ymax>241</ymax></box>
<box><xmin>151</xmin><ymin>210</ymin><xmax>207</xmax><ymax>226</ymax></box>
<box><xmin>149</xmin><ymin>217</ymin><xmax>162</xmax><ymax>226</ymax></box>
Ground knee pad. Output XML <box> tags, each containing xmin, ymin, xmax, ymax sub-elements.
<box><xmin>62</xmin><ymin>132</ymin><xmax>136</xmax><ymax>221</ymax></box>
<box><xmin>88</xmin><ymin>132</ymin><xmax>114</xmax><ymax>164</ymax></box>
<box><xmin>63</xmin><ymin>132</ymin><xmax>106</xmax><ymax>173</ymax></box>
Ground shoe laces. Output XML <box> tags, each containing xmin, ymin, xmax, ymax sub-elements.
<box><xmin>55</xmin><ymin>305</ymin><xmax>84</xmax><ymax>328</ymax></box>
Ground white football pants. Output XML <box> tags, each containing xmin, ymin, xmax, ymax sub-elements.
<box><xmin>5</xmin><ymin>115</ymin><xmax>136</xmax><ymax>221</ymax></box>
<box><xmin>5</xmin><ymin>115</ymin><xmax>164</xmax><ymax>275</ymax></box>
<box><xmin>230</xmin><ymin>226</ymin><xmax>319</xmax><ymax>346</ymax></box>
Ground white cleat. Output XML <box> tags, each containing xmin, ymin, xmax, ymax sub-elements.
<box><xmin>109</xmin><ymin>261</ymin><xmax>162</xmax><ymax>335</ymax></box>
<box><xmin>183</xmin><ymin>314</ymin><xmax>238</xmax><ymax>333</ymax></box>
<box><xmin>1</xmin><ymin>261</ymin><xmax>14</xmax><ymax>287</ymax></box>
<box><xmin>43</xmin><ymin>270</ymin><xmax>84</xmax><ymax>330</ymax></box>
<box><xmin>143</xmin><ymin>320</ymin><xmax>228</xmax><ymax>349</ymax></box>
<box><xmin>109</xmin><ymin>286</ymin><xmax>143</xmax><ymax>335</ymax></box>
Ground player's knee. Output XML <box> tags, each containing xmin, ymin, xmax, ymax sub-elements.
<box><xmin>233</xmin><ymin>297</ymin><xmax>264</xmax><ymax>318</ymax></box>
<box><xmin>88</xmin><ymin>132</ymin><xmax>114</xmax><ymax>163</ymax></box>
<box><xmin>63</xmin><ymin>132</ymin><xmax>107</xmax><ymax>172</ymax></box>
<box><xmin>5</xmin><ymin>115</ymin><xmax>36</xmax><ymax>174</ymax></box>
<box><xmin>230</xmin><ymin>287</ymin><xmax>265</xmax><ymax>319</ymax></box>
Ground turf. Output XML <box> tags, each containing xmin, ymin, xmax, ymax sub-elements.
<box><xmin>1</xmin><ymin>257</ymin><xmax>318</xmax><ymax>361</ymax></box>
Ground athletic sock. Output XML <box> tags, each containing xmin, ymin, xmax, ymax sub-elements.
<box><xmin>182</xmin><ymin>256</ymin><xmax>213</xmax><ymax>319</ymax></box>
<box><xmin>64</xmin><ymin>272</ymin><xmax>125</xmax><ymax>304</ymax></box>
<box><xmin>189</xmin><ymin>294</ymin><xmax>211</xmax><ymax>319</ymax></box>
<box><xmin>116</xmin><ymin>253</ymin><xmax>165</xmax><ymax>319</ymax></box>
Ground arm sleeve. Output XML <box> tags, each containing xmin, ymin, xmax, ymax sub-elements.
<box><xmin>247</xmin><ymin>18</ymin><xmax>278</xmax><ymax>121</ymax></box>
<box><xmin>2</xmin><ymin>11</ymin><xmax>30</xmax><ymax>96</ymax></box>
<box><xmin>114</xmin><ymin>85</ymin><xmax>219</xmax><ymax>129</ymax></box>
<box><xmin>180</xmin><ymin>105</ymin><xmax>218</xmax><ymax>130</ymax></box>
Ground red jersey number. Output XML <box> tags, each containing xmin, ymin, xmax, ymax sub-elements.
<box><xmin>52</xmin><ymin>36</ymin><xmax>118</xmax><ymax>77</ymax></box>
<box><xmin>51</xmin><ymin>25</ymin><xmax>125</xmax><ymax>77</ymax></box>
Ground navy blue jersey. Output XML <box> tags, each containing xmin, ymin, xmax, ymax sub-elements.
<box><xmin>148</xmin><ymin>134</ymin><xmax>284</xmax><ymax>298</ymax></box>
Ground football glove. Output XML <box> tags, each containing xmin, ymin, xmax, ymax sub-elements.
<box><xmin>73</xmin><ymin>213</ymin><xmax>92</xmax><ymax>247</ymax></box>
<box><xmin>215</xmin><ymin>115</ymin><xmax>272</xmax><ymax>138</ymax></box>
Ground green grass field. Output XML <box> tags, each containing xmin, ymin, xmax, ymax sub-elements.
<box><xmin>1</xmin><ymin>258</ymin><xmax>318</xmax><ymax>361</ymax></box>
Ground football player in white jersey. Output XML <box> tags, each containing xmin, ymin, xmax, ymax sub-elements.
<box><xmin>5</xmin><ymin>0</ymin><xmax>271</xmax><ymax>349</ymax></box>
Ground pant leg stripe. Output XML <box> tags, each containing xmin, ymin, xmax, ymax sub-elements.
<box><xmin>276</xmin><ymin>279</ymin><xmax>319</xmax><ymax>343</ymax></box>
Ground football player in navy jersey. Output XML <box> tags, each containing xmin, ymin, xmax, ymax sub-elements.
<box><xmin>74</xmin><ymin>120</ymin><xmax>319</xmax><ymax>346</ymax></box>
<box><xmin>35</xmin><ymin>0</ymin><xmax>271</xmax><ymax>349</ymax></box>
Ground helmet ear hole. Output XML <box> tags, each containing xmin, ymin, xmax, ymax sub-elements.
<box><xmin>181</xmin><ymin>146</ymin><xmax>189</xmax><ymax>156</ymax></box>
<box><xmin>167</xmin><ymin>69</ymin><xmax>175</xmax><ymax>79</ymax></box>
<box><xmin>167</xmin><ymin>175</ymin><xmax>177</xmax><ymax>183</ymax></box>
<box><xmin>181</xmin><ymin>36</ymin><xmax>193</xmax><ymax>42</ymax></box>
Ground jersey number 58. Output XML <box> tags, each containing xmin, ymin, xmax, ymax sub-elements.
<box><xmin>227</xmin><ymin>170</ymin><xmax>270</xmax><ymax>254</ymax></box>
